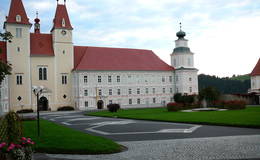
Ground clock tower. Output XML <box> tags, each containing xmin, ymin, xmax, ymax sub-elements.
<box><xmin>51</xmin><ymin>1</ymin><xmax>74</xmax><ymax>108</ymax></box>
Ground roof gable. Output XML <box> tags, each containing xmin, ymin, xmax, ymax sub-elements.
<box><xmin>74</xmin><ymin>46</ymin><xmax>174</xmax><ymax>71</ymax></box>
<box><xmin>30</xmin><ymin>33</ymin><xmax>54</xmax><ymax>56</ymax></box>
<box><xmin>251</xmin><ymin>58</ymin><xmax>260</xmax><ymax>76</ymax></box>
<box><xmin>6</xmin><ymin>0</ymin><xmax>30</xmax><ymax>25</ymax></box>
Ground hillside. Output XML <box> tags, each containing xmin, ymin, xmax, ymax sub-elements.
<box><xmin>198</xmin><ymin>74</ymin><xmax>250</xmax><ymax>94</ymax></box>
<box><xmin>230</xmin><ymin>74</ymin><xmax>250</xmax><ymax>81</ymax></box>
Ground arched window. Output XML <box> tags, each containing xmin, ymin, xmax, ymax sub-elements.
<box><xmin>16</xmin><ymin>15</ymin><xmax>21</xmax><ymax>22</ymax></box>
<box><xmin>43</xmin><ymin>68</ymin><xmax>47</xmax><ymax>80</ymax></box>
<box><xmin>62</xmin><ymin>18</ymin><xmax>66</xmax><ymax>27</ymax></box>
<box><xmin>39</xmin><ymin>68</ymin><xmax>42</xmax><ymax>80</ymax></box>
<box><xmin>188</xmin><ymin>58</ymin><xmax>191</xmax><ymax>66</ymax></box>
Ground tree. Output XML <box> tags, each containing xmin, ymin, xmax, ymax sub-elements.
<box><xmin>0</xmin><ymin>31</ymin><xmax>13</xmax><ymax>83</ymax></box>
<box><xmin>199</xmin><ymin>86</ymin><xmax>220</xmax><ymax>107</ymax></box>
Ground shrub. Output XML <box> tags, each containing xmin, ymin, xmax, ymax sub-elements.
<box><xmin>107</xmin><ymin>104</ymin><xmax>120</xmax><ymax>112</ymax></box>
<box><xmin>57</xmin><ymin>106</ymin><xmax>74</xmax><ymax>111</ymax></box>
<box><xmin>16</xmin><ymin>109</ymin><xmax>33</xmax><ymax>114</ymax></box>
<box><xmin>173</xmin><ymin>93</ymin><xmax>196</xmax><ymax>106</ymax></box>
<box><xmin>167</xmin><ymin>102</ymin><xmax>184</xmax><ymax>112</ymax></box>
<box><xmin>223</xmin><ymin>100</ymin><xmax>246</xmax><ymax>110</ymax></box>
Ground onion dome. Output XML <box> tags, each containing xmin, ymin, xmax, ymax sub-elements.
<box><xmin>34</xmin><ymin>17</ymin><xmax>40</xmax><ymax>23</ymax></box>
<box><xmin>176</xmin><ymin>30</ymin><xmax>186</xmax><ymax>39</ymax></box>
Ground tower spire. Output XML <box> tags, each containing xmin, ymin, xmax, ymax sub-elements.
<box><xmin>5</xmin><ymin>0</ymin><xmax>31</xmax><ymax>25</ymax></box>
<box><xmin>179</xmin><ymin>22</ymin><xmax>182</xmax><ymax>31</ymax></box>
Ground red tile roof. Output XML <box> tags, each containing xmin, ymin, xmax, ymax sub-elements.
<box><xmin>0</xmin><ymin>42</ymin><xmax>7</xmax><ymax>62</ymax></box>
<box><xmin>30</xmin><ymin>33</ymin><xmax>54</xmax><ymax>56</ymax></box>
<box><xmin>51</xmin><ymin>4</ymin><xmax>73</xmax><ymax>31</ymax></box>
<box><xmin>74</xmin><ymin>46</ymin><xmax>174</xmax><ymax>71</ymax></box>
<box><xmin>5</xmin><ymin>0</ymin><xmax>31</xmax><ymax>25</ymax></box>
<box><xmin>251</xmin><ymin>58</ymin><xmax>260</xmax><ymax>76</ymax></box>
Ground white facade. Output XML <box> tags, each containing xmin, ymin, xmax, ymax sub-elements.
<box><xmin>251</xmin><ymin>76</ymin><xmax>260</xmax><ymax>92</ymax></box>
<box><xmin>0</xmin><ymin>77</ymin><xmax>9</xmax><ymax>114</ymax></box>
<box><xmin>73</xmin><ymin>71</ymin><xmax>174</xmax><ymax>109</ymax></box>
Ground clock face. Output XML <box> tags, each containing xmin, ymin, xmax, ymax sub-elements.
<box><xmin>61</xmin><ymin>30</ymin><xmax>67</xmax><ymax>35</ymax></box>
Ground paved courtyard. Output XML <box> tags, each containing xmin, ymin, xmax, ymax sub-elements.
<box><xmin>28</xmin><ymin>111</ymin><xmax>260</xmax><ymax>159</ymax></box>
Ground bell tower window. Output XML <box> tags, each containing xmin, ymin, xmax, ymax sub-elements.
<box><xmin>62</xmin><ymin>18</ymin><xmax>66</xmax><ymax>27</ymax></box>
<box><xmin>16</xmin><ymin>28</ymin><xmax>22</xmax><ymax>38</ymax></box>
<box><xmin>16</xmin><ymin>15</ymin><xmax>21</xmax><ymax>22</ymax></box>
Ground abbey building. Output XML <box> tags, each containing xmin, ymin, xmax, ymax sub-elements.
<box><xmin>0</xmin><ymin>0</ymin><xmax>198</xmax><ymax>113</ymax></box>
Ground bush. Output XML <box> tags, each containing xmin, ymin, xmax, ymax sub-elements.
<box><xmin>57</xmin><ymin>106</ymin><xmax>75</xmax><ymax>111</ymax></box>
<box><xmin>16</xmin><ymin>109</ymin><xmax>33</xmax><ymax>114</ymax></box>
<box><xmin>107</xmin><ymin>104</ymin><xmax>120</xmax><ymax>112</ymax></box>
<box><xmin>167</xmin><ymin>102</ymin><xmax>184</xmax><ymax>112</ymax></box>
<box><xmin>223</xmin><ymin>100</ymin><xmax>246</xmax><ymax>110</ymax></box>
<box><xmin>173</xmin><ymin>93</ymin><xmax>196</xmax><ymax>106</ymax></box>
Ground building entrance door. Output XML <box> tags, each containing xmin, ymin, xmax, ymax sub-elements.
<box><xmin>97</xmin><ymin>100</ymin><xmax>104</xmax><ymax>109</ymax></box>
<box><xmin>39</xmin><ymin>96</ymin><xmax>48</xmax><ymax>111</ymax></box>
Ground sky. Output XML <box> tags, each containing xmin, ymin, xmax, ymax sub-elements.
<box><xmin>1</xmin><ymin>0</ymin><xmax>260</xmax><ymax>77</ymax></box>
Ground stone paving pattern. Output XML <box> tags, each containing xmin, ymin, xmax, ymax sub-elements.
<box><xmin>35</xmin><ymin>135</ymin><xmax>260</xmax><ymax>160</ymax></box>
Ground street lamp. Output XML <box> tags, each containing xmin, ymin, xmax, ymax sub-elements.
<box><xmin>32</xmin><ymin>85</ymin><xmax>44</xmax><ymax>136</ymax></box>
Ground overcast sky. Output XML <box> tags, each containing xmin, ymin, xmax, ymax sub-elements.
<box><xmin>1</xmin><ymin>0</ymin><xmax>260</xmax><ymax>77</ymax></box>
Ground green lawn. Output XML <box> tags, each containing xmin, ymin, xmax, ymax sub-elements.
<box><xmin>22</xmin><ymin>119</ymin><xmax>122</xmax><ymax>154</ymax></box>
<box><xmin>88</xmin><ymin>106</ymin><xmax>260</xmax><ymax>128</ymax></box>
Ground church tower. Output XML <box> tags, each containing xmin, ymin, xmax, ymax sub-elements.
<box><xmin>171</xmin><ymin>24</ymin><xmax>198</xmax><ymax>95</ymax></box>
<box><xmin>51</xmin><ymin>0</ymin><xmax>74</xmax><ymax>108</ymax></box>
<box><xmin>4</xmin><ymin>0</ymin><xmax>32</xmax><ymax>110</ymax></box>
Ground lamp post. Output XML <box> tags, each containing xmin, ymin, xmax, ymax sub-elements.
<box><xmin>32</xmin><ymin>85</ymin><xmax>44</xmax><ymax>136</ymax></box>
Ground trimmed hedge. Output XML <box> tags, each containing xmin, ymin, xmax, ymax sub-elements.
<box><xmin>167</xmin><ymin>102</ymin><xmax>184</xmax><ymax>111</ymax></box>
<box><xmin>107</xmin><ymin>104</ymin><xmax>120</xmax><ymax>112</ymax></box>
<box><xmin>223</xmin><ymin>100</ymin><xmax>246</xmax><ymax>110</ymax></box>
<box><xmin>57</xmin><ymin>106</ymin><xmax>75</xmax><ymax>111</ymax></box>
<box><xmin>16</xmin><ymin>109</ymin><xmax>33</xmax><ymax>113</ymax></box>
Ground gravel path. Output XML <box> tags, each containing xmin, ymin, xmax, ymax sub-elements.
<box><xmin>35</xmin><ymin>135</ymin><xmax>260</xmax><ymax>160</ymax></box>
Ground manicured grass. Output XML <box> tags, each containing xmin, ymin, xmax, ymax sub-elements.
<box><xmin>88</xmin><ymin>106</ymin><xmax>260</xmax><ymax>128</ymax></box>
<box><xmin>22</xmin><ymin>119</ymin><xmax>122</xmax><ymax>154</ymax></box>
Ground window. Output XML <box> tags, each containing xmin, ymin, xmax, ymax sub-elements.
<box><xmin>62</xmin><ymin>74</ymin><xmax>67</xmax><ymax>84</ymax></box>
<box><xmin>108</xmin><ymin>76</ymin><xmax>112</xmax><ymax>83</ymax></box>
<box><xmin>128</xmin><ymin>88</ymin><xmax>132</xmax><ymax>95</ymax></box>
<box><xmin>163</xmin><ymin>88</ymin><xmax>165</xmax><ymax>93</ymax></box>
<box><xmin>117</xmin><ymin>89</ymin><xmax>120</xmax><ymax>95</ymax></box>
<box><xmin>117</xmin><ymin>76</ymin><xmax>120</xmax><ymax>82</ymax></box>
<box><xmin>98</xmin><ymin>76</ymin><xmax>101</xmax><ymax>83</ymax></box>
<box><xmin>16</xmin><ymin>74</ymin><xmax>22</xmax><ymax>85</ymax></box>
<box><xmin>173</xmin><ymin>59</ymin><xmax>176</xmax><ymax>66</ymax></box>
<box><xmin>84</xmin><ymin>76</ymin><xmax>88</xmax><ymax>83</ymax></box>
<box><xmin>85</xmin><ymin>101</ymin><xmax>88</xmax><ymax>107</ymax></box>
<box><xmin>17</xmin><ymin>47</ymin><xmax>20</xmax><ymax>52</ymax></box>
<box><xmin>137</xmin><ymin>88</ymin><xmax>140</xmax><ymax>94</ymax></box>
<box><xmin>109</xmin><ymin>100</ymin><xmax>113</xmax><ymax>104</ymax></box>
<box><xmin>153</xmin><ymin>98</ymin><xmax>156</xmax><ymax>103</ymax></box>
<box><xmin>62</xmin><ymin>18</ymin><xmax>66</xmax><ymax>27</ymax></box>
<box><xmin>98</xmin><ymin>89</ymin><xmax>102</xmax><ymax>96</ymax></box>
<box><xmin>109</xmin><ymin>89</ymin><xmax>112</xmax><ymax>95</ymax></box>
<box><xmin>189</xmin><ymin>77</ymin><xmax>192</xmax><ymax>82</ymax></box>
<box><xmin>145</xmin><ymin>88</ymin><xmax>149</xmax><ymax>94</ymax></box>
<box><xmin>129</xmin><ymin>99</ymin><xmax>132</xmax><ymax>105</ymax></box>
<box><xmin>16</xmin><ymin>15</ymin><xmax>21</xmax><ymax>22</ymax></box>
<box><xmin>176</xmin><ymin>87</ymin><xmax>179</xmax><ymax>93</ymax></box>
<box><xmin>62</xmin><ymin>50</ymin><xmax>65</xmax><ymax>54</ymax></box>
<box><xmin>188</xmin><ymin>58</ymin><xmax>191</xmax><ymax>66</ymax></box>
<box><xmin>152</xmin><ymin>88</ymin><xmax>155</xmax><ymax>94</ymax></box>
<box><xmin>176</xmin><ymin>76</ymin><xmax>178</xmax><ymax>82</ymax></box>
<box><xmin>170</xmin><ymin>88</ymin><xmax>173</xmax><ymax>93</ymax></box>
<box><xmin>16</xmin><ymin>28</ymin><xmax>22</xmax><ymax>38</ymax></box>
<box><xmin>84</xmin><ymin>89</ymin><xmax>88</xmax><ymax>96</ymax></box>
<box><xmin>39</xmin><ymin>67</ymin><xmax>47</xmax><ymax>80</ymax></box>
<box><xmin>169</xmin><ymin>76</ymin><xmax>172</xmax><ymax>82</ymax></box>
<box><xmin>137</xmin><ymin>98</ymin><xmax>140</xmax><ymax>104</ymax></box>
<box><xmin>189</xmin><ymin>87</ymin><xmax>192</xmax><ymax>93</ymax></box>
<box><xmin>162</xmin><ymin>77</ymin><xmax>165</xmax><ymax>82</ymax></box>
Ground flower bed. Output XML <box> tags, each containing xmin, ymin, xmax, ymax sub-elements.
<box><xmin>0</xmin><ymin>137</ymin><xmax>34</xmax><ymax>160</ymax></box>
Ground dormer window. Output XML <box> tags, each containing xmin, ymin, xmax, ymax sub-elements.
<box><xmin>16</xmin><ymin>15</ymin><xmax>21</xmax><ymax>22</ymax></box>
<box><xmin>62</xmin><ymin>18</ymin><xmax>65</xmax><ymax>27</ymax></box>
